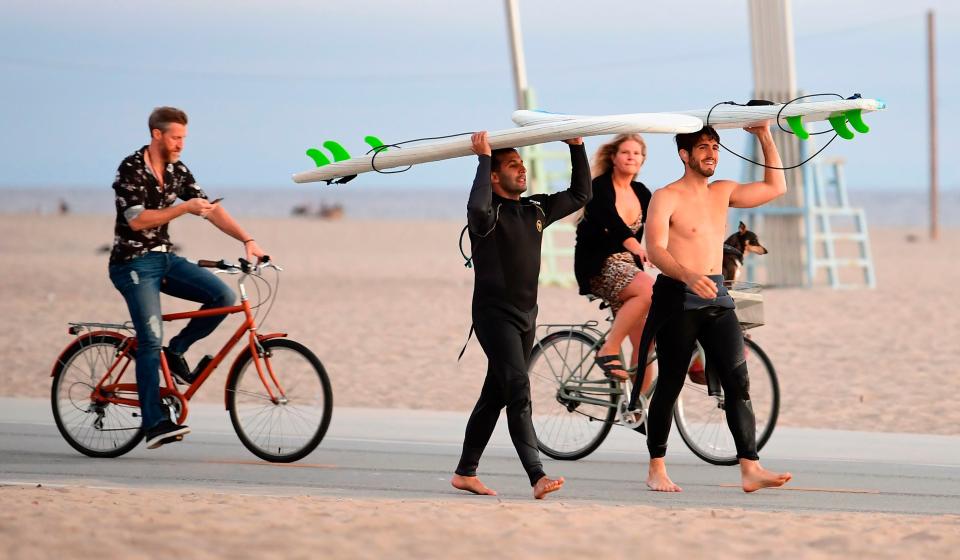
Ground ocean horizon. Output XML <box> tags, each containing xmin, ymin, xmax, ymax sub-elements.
<box><xmin>1</xmin><ymin>185</ymin><xmax>957</xmax><ymax>228</ymax></box>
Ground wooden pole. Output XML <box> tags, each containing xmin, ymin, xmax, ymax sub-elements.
<box><xmin>928</xmin><ymin>10</ymin><xmax>939</xmax><ymax>241</ymax></box>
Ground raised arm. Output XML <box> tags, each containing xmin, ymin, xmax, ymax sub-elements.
<box><xmin>728</xmin><ymin>124</ymin><xmax>787</xmax><ymax>208</ymax></box>
<box><xmin>542</xmin><ymin>139</ymin><xmax>592</xmax><ymax>225</ymax></box>
<box><xmin>466</xmin><ymin>131</ymin><xmax>496</xmax><ymax>234</ymax></box>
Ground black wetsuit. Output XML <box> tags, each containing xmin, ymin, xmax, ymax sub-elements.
<box><xmin>455</xmin><ymin>144</ymin><xmax>591</xmax><ymax>486</ymax></box>
<box><xmin>629</xmin><ymin>274</ymin><xmax>759</xmax><ymax>461</ymax></box>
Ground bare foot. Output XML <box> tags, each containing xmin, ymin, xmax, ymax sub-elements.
<box><xmin>533</xmin><ymin>475</ymin><xmax>564</xmax><ymax>499</ymax></box>
<box><xmin>646</xmin><ymin>458</ymin><xmax>682</xmax><ymax>492</ymax></box>
<box><xmin>451</xmin><ymin>474</ymin><xmax>497</xmax><ymax>496</ymax></box>
<box><xmin>740</xmin><ymin>460</ymin><xmax>792</xmax><ymax>493</ymax></box>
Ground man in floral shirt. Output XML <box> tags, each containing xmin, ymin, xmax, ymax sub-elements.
<box><xmin>109</xmin><ymin>107</ymin><xmax>267</xmax><ymax>449</ymax></box>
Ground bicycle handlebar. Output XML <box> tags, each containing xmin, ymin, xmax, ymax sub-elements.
<box><xmin>197</xmin><ymin>256</ymin><xmax>282</xmax><ymax>274</ymax></box>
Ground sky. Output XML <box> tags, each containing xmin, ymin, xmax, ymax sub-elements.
<box><xmin>1</xmin><ymin>0</ymin><xmax>957</xmax><ymax>193</ymax></box>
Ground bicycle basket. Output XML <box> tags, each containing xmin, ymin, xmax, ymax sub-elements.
<box><xmin>726</xmin><ymin>281</ymin><xmax>764</xmax><ymax>329</ymax></box>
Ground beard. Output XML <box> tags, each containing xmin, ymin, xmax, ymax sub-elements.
<box><xmin>504</xmin><ymin>180</ymin><xmax>526</xmax><ymax>195</ymax></box>
<box><xmin>160</xmin><ymin>145</ymin><xmax>180</xmax><ymax>163</ymax></box>
<box><xmin>495</xmin><ymin>173</ymin><xmax>527</xmax><ymax>195</ymax></box>
<box><xmin>690</xmin><ymin>159</ymin><xmax>715</xmax><ymax>178</ymax></box>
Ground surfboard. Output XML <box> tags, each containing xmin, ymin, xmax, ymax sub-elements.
<box><xmin>292</xmin><ymin>113</ymin><xmax>702</xmax><ymax>184</ymax></box>
<box><xmin>513</xmin><ymin>97</ymin><xmax>886</xmax><ymax>139</ymax></box>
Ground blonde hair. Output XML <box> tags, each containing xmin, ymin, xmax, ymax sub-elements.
<box><xmin>591</xmin><ymin>133</ymin><xmax>647</xmax><ymax>178</ymax></box>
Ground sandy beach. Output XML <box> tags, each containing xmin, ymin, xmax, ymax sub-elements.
<box><xmin>0</xmin><ymin>485</ymin><xmax>957</xmax><ymax>560</ymax></box>
<box><xmin>2</xmin><ymin>213</ymin><xmax>958</xmax><ymax>559</ymax></box>
<box><xmin>2</xmin><ymin>213</ymin><xmax>957</xmax><ymax>435</ymax></box>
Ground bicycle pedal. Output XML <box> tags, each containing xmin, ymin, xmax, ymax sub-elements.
<box><xmin>191</xmin><ymin>355</ymin><xmax>214</xmax><ymax>377</ymax></box>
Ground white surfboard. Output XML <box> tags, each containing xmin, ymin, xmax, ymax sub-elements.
<box><xmin>513</xmin><ymin>97</ymin><xmax>886</xmax><ymax>133</ymax></box>
<box><xmin>292</xmin><ymin>113</ymin><xmax>702</xmax><ymax>184</ymax></box>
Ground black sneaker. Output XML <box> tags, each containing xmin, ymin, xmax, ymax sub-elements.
<box><xmin>163</xmin><ymin>347</ymin><xmax>195</xmax><ymax>385</ymax></box>
<box><xmin>145</xmin><ymin>419</ymin><xmax>191</xmax><ymax>449</ymax></box>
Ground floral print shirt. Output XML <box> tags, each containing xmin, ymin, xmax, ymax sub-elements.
<box><xmin>109</xmin><ymin>146</ymin><xmax>208</xmax><ymax>264</ymax></box>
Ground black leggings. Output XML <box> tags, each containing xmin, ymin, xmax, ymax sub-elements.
<box><xmin>455</xmin><ymin>313</ymin><xmax>545</xmax><ymax>486</ymax></box>
<box><xmin>647</xmin><ymin>306</ymin><xmax>759</xmax><ymax>461</ymax></box>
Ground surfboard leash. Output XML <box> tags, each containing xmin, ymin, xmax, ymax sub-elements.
<box><xmin>704</xmin><ymin>93</ymin><xmax>867</xmax><ymax>171</ymax></box>
<box><xmin>367</xmin><ymin>131</ymin><xmax>475</xmax><ymax>175</ymax></box>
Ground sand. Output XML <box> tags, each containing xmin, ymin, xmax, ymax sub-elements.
<box><xmin>3</xmin><ymin>213</ymin><xmax>957</xmax><ymax>559</ymax></box>
<box><xmin>2</xmin><ymin>213</ymin><xmax>957</xmax><ymax>435</ymax></box>
<box><xmin>1</xmin><ymin>485</ymin><xmax>958</xmax><ymax>560</ymax></box>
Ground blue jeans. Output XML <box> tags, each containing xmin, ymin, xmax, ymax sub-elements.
<box><xmin>108</xmin><ymin>252</ymin><xmax>236</xmax><ymax>429</ymax></box>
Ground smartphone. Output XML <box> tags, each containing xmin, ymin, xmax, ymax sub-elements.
<box><xmin>210</xmin><ymin>197</ymin><xmax>224</xmax><ymax>204</ymax></box>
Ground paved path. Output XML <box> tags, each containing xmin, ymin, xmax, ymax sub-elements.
<box><xmin>1</xmin><ymin>398</ymin><xmax>958</xmax><ymax>513</ymax></box>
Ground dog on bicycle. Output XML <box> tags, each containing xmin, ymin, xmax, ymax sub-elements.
<box><xmin>722</xmin><ymin>221</ymin><xmax>768</xmax><ymax>283</ymax></box>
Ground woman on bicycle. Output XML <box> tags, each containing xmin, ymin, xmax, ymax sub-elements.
<box><xmin>574</xmin><ymin>134</ymin><xmax>654</xmax><ymax>388</ymax></box>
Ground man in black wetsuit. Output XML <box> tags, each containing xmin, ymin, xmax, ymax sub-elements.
<box><xmin>452</xmin><ymin>131</ymin><xmax>591</xmax><ymax>499</ymax></box>
<box><xmin>633</xmin><ymin>124</ymin><xmax>792</xmax><ymax>493</ymax></box>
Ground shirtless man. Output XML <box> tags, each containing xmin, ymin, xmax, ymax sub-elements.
<box><xmin>632</xmin><ymin>124</ymin><xmax>792</xmax><ymax>493</ymax></box>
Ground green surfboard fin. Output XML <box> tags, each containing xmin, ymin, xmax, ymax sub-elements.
<box><xmin>845</xmin><ymin>109</ymin><xmax>870</xmax><ymax>134</ymax></box>
<box><xmin>828</xmin><ymin>115</ymin><xmax>855</xmax><ymax>140</ymax></box>
<box><xmin>785</xmin><ymin>115</ymin><xmax>810</xmax><ymax>140</ymax></box>
<box><xmin>323</xmin><ymin>141</ymin><xmax>351</xmax><ymax>162</ymax></box>
<box><xmin>365</xmin><ymin>135</ymin><xmax>388</xmax><ymax>153</ymax></box>
<box><xmin>306</xmin><ymin>148</ymin><xmax>331</xmax><ymax>167</ymax></box>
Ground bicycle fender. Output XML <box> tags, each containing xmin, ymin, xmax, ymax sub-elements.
<box><xmin>50</xmin><ymin>330</ymin><xmax>130</xmax><ymax>377</ymax></box>
<box><xmin>223</xmin><ymin>332</ymin><xmax>287</xmax><ymax>409</ymax></box>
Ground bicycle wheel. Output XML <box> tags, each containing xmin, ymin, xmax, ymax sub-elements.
<box><xmin>674</xmin><ymin>337</ymin><xmax>780</xmax><ymax>466</ymax></box>
<box><xmin>51</xmin><ymin>333</ymin><xmax>144</xmax><ymax>458</ymax></box>
<box><xmin>527</xmin><ymin>330</ymin><xmax>617</xmax><ymax>460</ymax></box>
<box><xmin>227</xmin><ymin>338</ymin><xmax>333</xmax><ymax>463</ymax></box>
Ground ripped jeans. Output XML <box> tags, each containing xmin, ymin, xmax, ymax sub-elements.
<box><xmin>108</xmin><ymin>252</ymin><xmax>235</xmax><ymax>429</ymax></box>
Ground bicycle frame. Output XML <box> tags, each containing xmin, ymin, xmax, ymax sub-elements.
<box><xmin>53</xmin><ymin>276</ymin><xmax>288</xmax><ymax>425</ymax></box>
<box><xmin>533</xmin><ymin>319</ymin><xmax>705</xmax><ymax>430</ymax></box>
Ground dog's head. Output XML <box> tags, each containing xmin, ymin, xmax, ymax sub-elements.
<box><xmin>729</xmin><ymin>221</ymin><xmax>768</xmax><ymax>255</ymax></box>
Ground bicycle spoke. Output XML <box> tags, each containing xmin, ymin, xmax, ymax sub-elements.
<box><xmin>53</xmin><ymin>339</ymin><xmax>143</xmax><ymax>456</ymax></box>
<box><xmin>229</xmin><ymin>341</ymin><xmax>330</xmax><ymax>462</ymax></box>
<box><xmin>528</xmin><ymin>331</ymin><xmax>614</xmax><ymax>460</ymax></box>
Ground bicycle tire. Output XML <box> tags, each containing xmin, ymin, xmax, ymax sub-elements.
<box><xmin>51</xmin><ymin>333</ymin><xmax>144</xmax><ymax>458</ymax></box>
<box><xmin>227</xmin><ymin>338</ymin><xmax>333</xmax><ymax>463</ymax></box>
<box><xmin>674</xmin><ymin>337</ymin><xmax>780</xmax><ymax>466</ymax></box>
<box><xmin>527</xmin><ymin>329</ymin><xmax>616</xmax><ymax>460</ymax></box>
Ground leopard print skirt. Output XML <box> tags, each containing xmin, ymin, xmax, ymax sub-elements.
<box><xmin>588</xmin><ymin>251</ymin><xmax>641</xmax><ymax>315</ymax></box>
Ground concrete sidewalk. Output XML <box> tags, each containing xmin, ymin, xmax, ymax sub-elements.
<box><xmin>4</xmin><ymin>397</ymin><xmax>958</xmax><ymax>467</ymax></box>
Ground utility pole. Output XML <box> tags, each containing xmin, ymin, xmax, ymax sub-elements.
<box><xmin>504</xmin><ymin>0</ymin><xmax>529</xmax><ymax>111</ymax></box>
<box><xmin>927</xmin><ymin>10</ymin><xmax>939</xmax><ymax>241</ymax></box>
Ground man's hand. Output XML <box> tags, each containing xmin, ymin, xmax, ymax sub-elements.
<box><xmin>562</xmin><ymin>137</ymin><xmax>583</xmax><ymax>145</ymax></box>
<box><xmin>182</xmin><ymin>198</ymin><xmax>216</xmax><ymax>218</ymax></box>
<box><xmin>743</xmin><ymin>121</ymin><xmax>773</xmax><ymax>138</ymax></box>
<box><xmin>244</xmin><ymin>240</ymin><xmax>266</xmax><ymax>264</ymax></box>
<box><xmin>684</xmin><ymin>272</ymin><xmax>718</xmax><ymax>299</ymax></box>
<box><xmin>471</xmin><ymin>131</ymin><xmax>491</xmax><ymax>156</ymax></box>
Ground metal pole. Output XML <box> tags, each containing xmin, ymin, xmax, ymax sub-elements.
<box><xmin>504</xmin><ymin>0</ymin><xmax>529</xmax><ymax>110</ymax></box>
<box><xmin>927</xmin><ymin>10</ymin><xmax>939</xmax><ymax>241</ymax></box>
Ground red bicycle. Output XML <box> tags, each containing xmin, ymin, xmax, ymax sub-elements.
<box><xmin>50</xmin><ymin>258</ymin><xmax>332</xmax><ymax>463</ymax></box>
